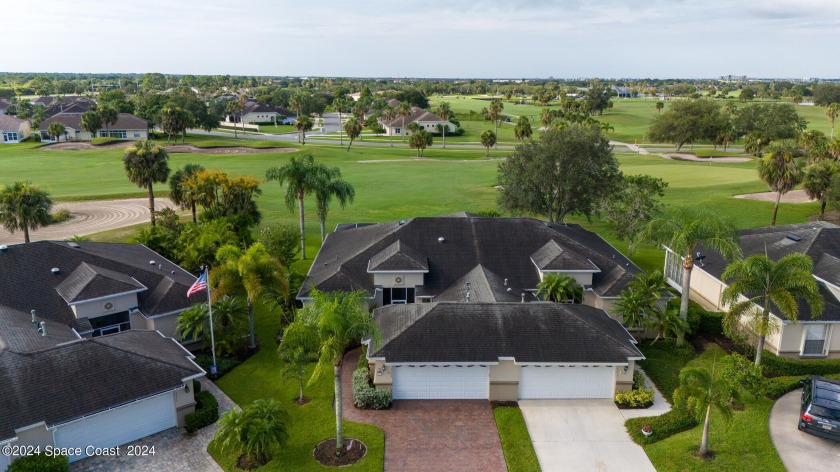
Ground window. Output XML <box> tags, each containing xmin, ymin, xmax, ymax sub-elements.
<box><xmin>89</xmin><ymin>310</ymin><xmax>131</xmax><ymax>337</ymax></box>
<box><xmin>802</xmin><ymin>324</ymin><xmax>829</xmax><ymax>356</ymax></box>
<box><xmin>3</xmin><ymin>132</ymin><xmax>17</xmax><ymax>142</ymax></box>
<box><xmin>395</xmin><ymin>128</ymin><xmax>401</xmax><ymax>134</ymax></box>
<box><xmin>664</xmin><ymin>249</ymin><xmax>683</xmax><ymax>286</ymax></box>
<box><xmin>134</xmin><ymin>132</ymin><xmax>140</xmax><ymax>138</ymax></box>
<box><xmin>383</xmin><ymin>287</ymin><xmax>415</xmax><ymax>305</ymax></box>
<box><xmin>99</xmin><ymin>130</ymin><xmax>127</xmax><ymax>139</ymax></box>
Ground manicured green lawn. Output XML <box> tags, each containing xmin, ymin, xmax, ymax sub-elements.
<box><xmin>207</xmin><ymin>304</ymin><xmax>384</xmax><ymax>471</ymax></box>
<box><xmin>688</xmin><ymin>150</ymin><xmax>750</xmax><ymax>158</ymax></box>
<box><xmin>638</xmin><ymin>342</ymin><xmax>785</xmax><ymax>471</ymax></box>
<box><xmin>493</xmin><ymin>406</ymin><xmax>541</xmax><ymax>472</ymax></box>
<box><xmin>259</xmin><ymin>124</ymin><xmax>297</xmax><ymax>135</ymax></box>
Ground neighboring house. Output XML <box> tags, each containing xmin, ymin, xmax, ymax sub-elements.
<box><xmin>381</xmin><ymin>107</ymin><xmax>454</xmax><ymax>136</ymax></box>
<box><xmin>39</xmin><ymin>112</ymin><xmax>148</xmax><ymax>141</ymax></box>
<box><xmin>366</xmin><ymin>302</ymin><xmax>643</xmax><ymax>400</ymax></box>
<box><xmin>0</xmin><ymin>115</ymin><xmax>31</xmax><ymax>144</ymax></box>
<box><xmin>611</xmin><ymin>86</ymin><xmax>633</xmax><ymax>98</ymax></box>
<box><xmin>42</xmin><ymin>98</ymin><xmax>96</xmax><ymax>119</ymax></box>
<box><xmin>663</xmin><ymin>222</ymin><xmax>840</xmax><ymax>359</ymax></box>
<box><xmin>0</xmin><ymin>241</ymin><xmax>207</xmax><ymax>466</ymax></box>
<box><xmin>0</xmin><ymin>98</ymin><xmax>10</xmax><ymax>115</ymax></box>
<box><xmin>228</xmin><ymin>100</ymin><xmax>296</xmax><ymax>125</ymax></box>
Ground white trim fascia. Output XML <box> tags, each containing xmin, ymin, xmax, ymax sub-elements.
<box><xmin>813</xmin><ymin>275</ymin><xmax>840</xmax><ymax>293</ymax></box>
<box><xmin>514</xmin><ymin>362</ymin><xmax>628</xmax><ymax>367</ymax></box>
<box><xmin>142</xmin><ymin>307</ymin><xmax>188</xmax><ymax>320</ymax></box>
<box><xmin>14</xmin><ymin>421</ymin><xmax>47</xmax><ymax>434</ymax></box>
<box><xmin>67</xmin><ymin>288</ymin><xmax>146</xmax><ymax>307</ymax></box>
<box><xmin>0</xmin><ymin>436</ymin><xmax>17</xmax><ymax>446</ymax></box>
<box><xmin>498</xmin><ymin>357</ymin><xmax>516</xmax><ymax>361</ymax></box>
<box><xmin>48</xmin><ymin>388</ymin><xmax>179</xmax><ymax>431</ymax></box>
<box><xmin>386</xmin><ymin>362</ymin><xmax>499</xmax><ymax>367</ymax></box>
<box><xmin>367</xmin><ymin>269</ymin><xmax>429</xmax><ymax>274</ymax></box>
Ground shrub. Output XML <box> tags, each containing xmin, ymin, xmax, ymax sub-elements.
<box><xmin>615</xmin><ymin>387</ymin><xmax>654</xmax><ymax>408</ymax></box>
<box><xmin>632</xmin><ymin>370</ymin><xmax>646</xmax><ymax>390</ymax></box>
<box><xmin>357</xmin><ymin>349</ymin><xmax>369</xmax><ymax>370</ymax></box>
<box><xmin>625</xmin><ymin>410</ymin><xmax>697</xmax><ymax>445</ymax></box>
<box><xmin>193</xmin><ymin>378</ymin><xmax>202</xmax><ymax>394</ymax></box>
<box><xmin>48</xmin><ymin>209</ymin><xmax>72</xmax><ymax>224</ymax></box>
<box><xmin>638</xmin><ymin>340</ymin><xmax>696</xmax><ymax>401</ymax></box>
<box><xmin>195</xmin><ymin>354</ymin><xmax>242</xmax><ymax>378</ymax></box>
<box><xmin>7</xmin><ymin>453</ymin><xmax>68</xmax><ymax>472</ymax></box>
<box><xmin>720</xmin><ymin>353</ymin><xmax>766</xmax><ymax>396</ymax></box>
<box><xmin>698</xmin><ymin>310</ymin><xmax>724</xmax><ymax>335</ymax></box>
<box><xmin>762</xmin><ymin>352</ymin><xmax>840</xmax><ymax>377</ymax></box>
<box><xmin>185</xmin><ymin>390</ymin><xmax>219</xmax><ymax>433</ymax></box>
<box><xmin>475</xmin><ymin>210</ymin><xmax>502</xmax><ymax>217</ymax></box>
<box><xmin>763</xmin><ymin>373</ymin><xmax>840</xmax><ymax>399</ymax></box>
<box><xmin>90</xmin><ymin>137</ymin><xmax>126</xmax><ymax>146</ymax></box>
<box><xmin>352</xmin><ymin>367</ymin><xmax>392</xmax><ymax>410</ymax></box>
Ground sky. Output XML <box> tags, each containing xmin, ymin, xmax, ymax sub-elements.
<box><xmin>5</xmin><ymin>0</ymin><xmax>839</xmax><ymax>78</ymax></box>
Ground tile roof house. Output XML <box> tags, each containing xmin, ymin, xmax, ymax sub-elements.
<box><xmin>663</xmin><ymin>222</ymin><xmax>840</xmax><ymax>359</ymax></box>
<box><xmin>0</xmin><ymin>115</ymin><xmax>31</xmax><ymax>144</ymax></box>
<box><xmin>39</xmin><ymin>112</ymin><xmax>148</xmax><ymax>142</ymax></box>
<box><xmin>0</xmin><ymin>241</ymin><xmax>206</xmax><ymax>466</ymax></box>
<box><xmin>303</xmin><ymin>214</ymin><xmax>650</xmax><ymax>400</ymax></box>
<box><xmin>381</xmin><ymin>107</ymin><xmax>454</xmax><ymax>136</ymax></box>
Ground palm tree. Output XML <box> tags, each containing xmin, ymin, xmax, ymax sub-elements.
<box><xmin>289</xmin><ymin>95</ymin><xmax>304</xmax><ymax>119</ymax></box>
<box><xmin>47</xmin><ymin>122</ymin><xmax>66</xmax><ymax>142</ymax></box>
<box><xmin>540</xmin><ymin>108</ymin><xmax>553</xmax><ymax>130</ymax></box>
<box><xmin>295</xmin><ymin>115</ymin><xmax>313</xmax><ymax>144</ymax></box>
<box><xmin>721</xmin><ymin>253</ymin><xmax>824</xmax><ymax>366</ymax></box>
<box><xmin>514</xmin><ymin>116</ymin><xmax>533</xmax><ymax>141</ymax></box>
<box><xmin>333</xmin><ymin>97</ymin><xmax>347</xmax><ymax>145</ymax></box>
<box><xmin>343</xmin><ymin>117</ymin><xmax>363</xmax><ymax>151</ymax></box>
<box><xmin>381</xmin><ymin>107</ymin><xmax>396</xmax><ymax>147</ymax></box>
<box><xmin>175</xmin><ymin>296</ymin><xmax>248</xmax><ymax>356</ymax></box>
<box><xmin>757</xmin><ymin>139</ymin><xmax>805</xmax><ymax>226</ymax></box>
<box><xmin>480</xmin><ymin>130</ymin><xmax>496</xmax><ymax>157</ymax></box>
<box><xmin>655</xmin><ymin>101</ymin><xmax>664</xmax><ymax>113</ymax></box>
<box><xmin>825</xmin><ymin>103</ymin><xmax>840</xmax><ymax>139</ymax></box>
<box><xmin>397</xmin><ymin>102</ymin><xmax>411</xmax><ymax>142</ymax></box>
<box><xmin>676</xmin><ymin>366</ymin><xmax>737</xmax><ymax>457</ymax></box>
<box><xmin>600</xmin><ymin>122</ymin><xmax>614</xmax><ymax>136</ymax></box>
<box><xmin>0</xmin><ymin>181</ymin><xmax>53</xmax><ymax>243</ymax></box>
<box><xmin>98</xmin><ymin>106</ymin><xmax>118</xmax><ymax>136</ymax></box>
<box><xmin>536</xmin><ymin>273</ymin><xmax>583</xmax><ymax>303</ymax></box>
<box><xmin>803</xmin><ymin>160</ymin><xmax>839</xmax><ymax>220</ymax></box>
<box><xmin>408</xmin><ymin>130</ymin><xmax>433</xmax><ymax>157</ymax></box>
<box><xmin>211</xmin><ymin>243</ymin><xmax>287</xmax><ymax>350</ymax></box>
<box><xmin>642</xmin><ymin>206</ymin><xmax>741</xmax><ymax>323</ymax></box>
<box><xmin>649</xmin><ymin>306</ymin><xmax>689</xmax><ymax>344</ymax></box>
<box><xmin>169</xmin><ymin>163</ymin><xmax>205</xmax><ymax>224</ymax></box>
<box><xmin>312</xmin><ymin>168</ymin><xmax>355</xmax><ymax>241</ymax></box>
<box><xmin>435</xmin><ymin>102</ymin><xmax>452</xmax><ymax>148</ymax></box>
<box><xmin>123</xmin><ymin>140</ymin><xmax>170</xmax><ymax>227</ymax></box>
<box><xmin>81</xmin><ymin>111</ymin><xmax>102</xmax><ymax>139</ymax></box>
<box><xmin>225</xmin><ymin>99</ymin><xmax>245</xmax><ymax>138</ymax></box>
<box><xmin>612</xmin><ymin>270</ymin><xmax>670</xmax><ymax>331</ymax></box>
<box><xmin>488</xmin><ymin>99</ymin><xmax>504</xmax><ymax>138</ymax></box>
<box><xmin>265</xmin><ymin>154</ymin><xmax>331</xmax><ymax>260</ymax></box>
<box><xmin>279</xmin><ymin>290</ymin><xmax>380</xmax><ymax>456</ymax></box>
<box><xmin>213</xmin><ymin>399</ymin><xmax>291</xmax><ymax>465</ymax></box>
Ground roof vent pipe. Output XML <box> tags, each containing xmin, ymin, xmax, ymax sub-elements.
<box><xmin>438</xmin><ymin>237</ymin><xmax>445</xmax><ymax>243</ymax></box>
<box><xmin>0</xmin><ymin>245</ymin><xmax>7</xmax><ymax>253</ymax></box>
<box><xmin>39</xmin><ymin>321</ymin><xmax>46</xmax><ymax>336</ymax></box>
<box><xmin>31</xmin><ymin>310</ymin><xmax>36</xmax><ymax>323</ymax></box>
<box><xmin>521</xmin><ymin>293</ymin><xmax>525</xmax><ymax>303</ymax></box>
<box><xmin>158</xmin><ymin>264</ymin><xmax>162</xmax><ymax>270</ymax></box>
<box><xmin>466</xmin><ymin>292</ymin><xmax>471</xmax><ymax>303</ymax></box>
<box><xmin>504</xmin><ymin>278</ymin><xmax>508</xmax><ymax>286</ymax></box>
<box><xmin>51</xmin><ymin>267</ymin><xmax>60</xmax><ymax>275</ymax></box>
<box><xmin>149</xmin><ymin>260</ymin><xmax>156</xmax><ymax>265</ymax></box>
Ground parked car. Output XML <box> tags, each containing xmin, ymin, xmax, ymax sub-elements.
<box><xmin>799</xmin><ymin>376</ymin><xmax>840</xmax><ymax>441</ymax></box>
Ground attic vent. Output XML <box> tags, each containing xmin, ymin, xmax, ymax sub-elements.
<box><xmin>0</xmin><ymin>245</ymin><xmax>7</xmax><ymax>253</ymax></box>
<box><xmin>51</xmin><ymin>267</ymin><xmax>60</xmax><ymax>275</ymax></box>
<box><xmin>66</xmin><ymin>242</ymin><xmax>80</xmax><ymax>248</ymax></box>
<box><xmin>149</xmin><ymin>260</ymin><xmax>156</xmax><ymax>265</ymax></box>
<box><xmin>785</xmin><ymin>234</ymin><xmax>802</xmax><ymax>242</ymax></box>
<box><xmin>438</xmin><ymin>237</ymin><xmax>445</xmax><ymax>243</ymax></box>
<box><xmin>399</xmin><ymin>220</ymin><xmax>407</xmax><ymax>225</ymax></box>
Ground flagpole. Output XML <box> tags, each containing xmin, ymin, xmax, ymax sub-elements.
<box><xmin>204</xmin><ymin>266</ymin><xmax>217</xmax><ymax>377</ymax></box>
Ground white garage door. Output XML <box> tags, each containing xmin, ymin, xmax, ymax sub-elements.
<box><xmin>519</xmin><ymin>366</ymin><xmax>615</xmax><ymax>399</ymax></box>
<box><xmin>54</xmin><ymin>391</ymin><xmax>176</xmax><ymax>463</ymax></box>
<box><xmin>392</xmin><ymin>366</ymin><xmax>489</xmax><ymax>399</ymax></box>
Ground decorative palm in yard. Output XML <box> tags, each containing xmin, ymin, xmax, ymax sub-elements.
<box><xmin>613</xmin><ymin>270</ymin><xmax>670</xmax><ymax>332</ymax></box>
<box><xmin>642</xmin><ymin>206</ymin><xmax>741</xmax><ymax>327</ymax></box>
<box><xmin>435</xmin><ymin>102</ymin><xmax>452</xmax><ymax>148</ymax></box>
<box><xmin>169</xmin><ymin>163</ymin><xmax>205</xmax><ymax>224</ymax></box>
<box><xmin>123</xmin><ymin>140</ymin><xmax>170</xmax><ymax>227</ymax></box>
<box><xmin>279</xmin><ymin>290</ymin><xmax>380</xmax><ymax>456</ymax></box>
<box><xmin>721</xmin><ymin>253</ymin><xmax>824</xmax><ymax>366</ymax></box>
<box><xmin>802</xmin><ymin>160</ymin><xmax>839</xmax><ymax>221</ymax></box>
<box><xmin>295</xmin><ymin>115</ymin><xmax>313</xmax><ymax>145</ymax></box>
<box><xmin>536</xmin><ymin>273</ymin><xmax>583</xmax><ymax>303</ymax></box>
<box><xmin>47</xmin><ymin>121</ymin><xmax>65</xmax><ymax>142</ymax></box>
<box><xmin>214</xmin><ymin>399</ymin><xmax>291</xmax><ymax>467</ymax></box>
<box><xmin>480</xmin><ymin>130</ymin><xmax>496</xmax><ymax>157</ymax></box>
<box><xmin>312</xmin><ymin>167</ymin><xmax>355</xmax><ymax>242</ymax></box>
<box><xmin>176</xmin><ymin>296</ymin><xmax>248</xmax><ymax>356</ymax></box>
<box><xmin>0</xmin><ymin>181</ymin><xmax>53</xmax><ymax>243</ymax></box>
<box><xmin>343</xmin><ymin>117</ymin><xmax>363</xmax><ymax>151</ymax></box>
<box><xmin>674</xmin><ymin>365</ymin><xmax>737</xmax><ymax>457</ymax></box>
<box><xmin>757</xmin><ymin>139</ymin><xmax>805</xmax><ymax>226</ymax></box>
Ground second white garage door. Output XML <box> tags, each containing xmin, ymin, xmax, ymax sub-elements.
<box><xmin>518</xmin><ymin>365</ymin><xmax>615</xmax><ymax>399</ymax></box>
<box><xmin>391</xmin><ymin>366</ymin><xmax>489</xmax><ymax>399</ymax></box>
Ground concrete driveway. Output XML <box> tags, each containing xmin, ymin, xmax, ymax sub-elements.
<box><xmin>769</xmin><ymin>389</ymin><xmax>840</xmax><ymax>471</ymax></box>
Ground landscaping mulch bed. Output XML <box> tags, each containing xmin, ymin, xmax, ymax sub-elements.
<box><xmin>615</xmin><ymin>401</ymin><xmax>654</xmax><ymax>409</ymax></box>
<box><xmin>313</xmin><ymin>438</ymin><xmax>367</xmax><ymax>467</ymax></box>
<box><xmin>236</xmin><ymin>454</ymin><xmax>268</xmax><ymax>470</ymax></box>
<box><xmin>491</xmin><ymin>401</ymin><xmax>519</xmax><ymax>409</ymax></box>
<box><xmin>293</xmin><ymin>396</ymin><xmax>311</xmax><ymax>405</ymax></box>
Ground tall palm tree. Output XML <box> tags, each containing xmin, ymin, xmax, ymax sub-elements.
<box><xmin>803</xmin><ymin>160</ymin><xmax>839</xmax><ymax>221</ymax></box>
<box><xmin>381</xmin><ymin>107</ymin><xmax>396</xmax><ymax>147</ymax></box>
<box><xmin>536</xmin><ymin>273</ymin><xmax>583</xmax><ymax>303</ymax></box>
<box><xmin>47</xmin><ymin>122</ymin><xmax>66</xmax><ymax>142</ymax></box>
<box><xmin>435</xmin><ymin>102</ymin><xmax>452</xmax><ymax>149</ymax></box>
<box><xmin>265</xmin><ymin>154</ymin><xmax>330</xmax><ymax>259</ymax></box>
<box><xmin>123</xmin><ymin>140</ymin><xmax>170</xmax><ymax>227</ymax></box>
<box><xmin>721</xmin><ymin>253</ymin><xmax>824</xmax><ymax>366</ymax></box>
<box><xmin>540</xmin><ymin>108</ymin><xmax>553</xmax><ymax>130</ymax></box>
<box><xmin>480</xmin><ymin>130</ymin><xmax>496</xmax><ymax>157</ymax></box>
<box><xmin>343</xmin><ymin>117</ymin><xmax>363</xmax><ymax>151</ymax></box>
<box><xmin>312</xmin><ymin>169</ymin><xmax>355</xmax><ymax>241</ymax></box>
<box><xmin>98</xmin><ymin>106</ymin><xmax>118</xmax><ymax>136</ymax></box>
<box><xmin>642</xmin><ymin>206</ymin><xmax>741</xmax><ymax>323</ymax></box>
<box><xmin>80</xmin><ymin>111</ymin><xmax>102</xmax><ymax>139</ymax></box>
<box><xmin>825</xmin><ymin>103</ymin><xmax>840</xmax><ymax>139</ymax></box>
<box><xmin>397</xmin><ymin>102</ymin><xmax>411</xmax><ymax>143</ymax></box>
<box><xmin>757</xmin><ymin>139</ymin><xmax>805</xmax><ymax>226</ymax></box>
<box><xmin>295</xmin><ymin>115</ymin><xmax>313</xmax><ymax>144</ymax></box>
<box><xmin>488</xmin><ymin>99</ymin><xmax>504</xmax><ymax>138</ymax></box>
<box><xmin>214</xmin><ymin>399</ymin><xmax>291</xmax><ymax>465</ymax></box>
<box><xmin>655</xmin><ymin>101</ymin><xmax>664</xmax><ymax>113</ymax></box>
<box><xmin>279</xmin><ymin>290</ymin><xmax>380</xmax><ymax>456</ymax></box>
<box><xmin>333</xmin><ymin>97</ymin><xmax>347</xmax><ymax>145</ymax></box>
<box><xmin>211</xmin><ymin>243</ymin><xmax>287</xmax><ymax>349</ymax></box>
<box><xmin>169</xmin><ymin>163</ymin><xmax>205</xmax><ymax>224</ymax></box>
<box><xmin>612</xmin><ymin>270</ymin><xmax>670</xmax><ymax>331</ymax></box>
<box><xmin>0</xmin><ymin>181</ymin><xmax>53</xmax><ymax>243</ymax></box>
<box><xmin>289</xmin><ymin>95</ymin><xmax>304</xmax><ymax>120</ymax></box>
<box><xmin>676</xmin><ymin>366</ymin><xmax>737</xmax><ymax>457</ymax></box>
<box><xmin>225</xmin><ymin>99</ymin><xmax>245</xmax><ymax>138</ymax></box>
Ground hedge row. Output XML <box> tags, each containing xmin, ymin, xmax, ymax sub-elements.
<box><xmin>762</xmin><ymin>352</ymin><xmax>840</xmax><ymax>377</ymax></box>
<box><xmin>352</xmin><ymin>367</ymin><xmax>391</xmax><ymax>410</ymax></box>
<box><xmin>185</xmin><ymin>390</ymin><xmax>219</xmax><ymax>433</ymax></box>
<box><xmin>625</xmin><ymin>410</ymin><xmax>697</xmax><ymax>445</ymax></box>
<box><xmin>6</xmin><ymin>453</ymin><xmax>68</xmax><ymax>472</ymax></box>
<box><xmin>195</xmin><ymin>354</ymin><xmax>241</xmax><ymax>378</ymax></box>
<box><xmin>90</xmin><ymin>137</ymin><xmax>127</xmax><ymax>146</ymax></box>
<box><xmin>763</xmin><ymin>373</ymin><xmax>840</xmax><ymax>399</ymax></box>
<box><xmin>615</xmin><ymin>387</ymin><xmax>654</xmax><ymax>408</ymax></box>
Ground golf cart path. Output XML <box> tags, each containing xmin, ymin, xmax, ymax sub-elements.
<box><xmin>769</xmin><ymin>389</ymin><xmax>840</xmax><ymax>471</ymax></box>
<box><xmin>0</xmin><ymin>198</ymin><xmax>175</xmax><ymax>245</ymax></box>
<box><xmin>610</xmin><ymin>141</ymin><xmax>751</xmax><ymax>162</ymax></box>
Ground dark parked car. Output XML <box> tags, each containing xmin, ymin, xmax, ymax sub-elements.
<box><xmin>799</xmin><ymin>376</ymin><xmax>840</xmax><ymax>441</ymax></box>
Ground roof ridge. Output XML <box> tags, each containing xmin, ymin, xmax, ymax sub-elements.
<box><xmin>94</xmin><ymin>333</ymin><xmax>196</xmax><ymax>373</ymax></box>
<box><xmin>572</xmin><ymin>309</ymin><xmax>637</xmax><ymax>353</ymax></box>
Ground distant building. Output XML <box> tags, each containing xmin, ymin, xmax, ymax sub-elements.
<box><xmin>719</xmin><ymin>75</ymin><xmax>748</xmax><ymax>82</ymax></box>
<box><xmin>0</xmin><ymin>115</ymin><xmax>31</xmax><ymax>144</ymax></box>
<box><xmin>380</xmin><ymin>107</ymin><xmax>454</xmax><ymax>136</ymax></box>
<box><xmin>228</xmin><ymin>100</ymin><xmax>296</xmax><ymax>125</ymax></box>
<box><xmin>611</xmin><ymin>86</ymin><xmax>633</xmax><ymax>98</ymax></box>
<box><xmin>39</xmin><ymin>113</ymin><xmax>148</xmax><ymax>142</ymax></box>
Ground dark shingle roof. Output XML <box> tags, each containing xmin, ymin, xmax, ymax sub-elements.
<box><xmin>0</xmin><ymin>331</ymin><xmax>203</xmax><ymax>441</ymax></box>
<box><xmin>531</xmin><ymin>239</ymin><xmax>600</xmax><ymax>272</ymax></box>
<box><xmin>695</xmin><ymin>222</ymin><xmax>840</xmax><ymax>322</ymax></box>
<box><xmin>0</xmin><ymin>115</ymin><xmax>26</xmax><ymax>130</ymax></box>
<box><xmin>368</xmin><ymin>240</ymin><xmax>428</xmax><ymax>272</ymax></box>
<box><xmin>56</xmin><ymin>262</ymin><xmax>146</xmax><ymax>304</ymax></box>
<box><xmin>434</xmin><ymin>265</ymin><xmax>523</xmax><ymax>303</ymax></box>
<box><xmin>300</xmin><ymin>215</ymin><xmax>640</xmax><ymax>300</ymax></box>
<box><xmin>39</xmin><ymin>113</ymin><xmax>147</xmax><ymax>131</ymax></box>
<box><xmin>369</xmin><ymin>302</ymin><xmax>643</xmax><ymax>363</ymax></box>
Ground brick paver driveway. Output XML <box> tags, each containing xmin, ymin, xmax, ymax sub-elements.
<box><xmin>70</xmin><ymin>378</ymin><xmax>236</xmax><ymax>472</ymax></box>
<box><xmin>343</xmin><ymin>349</ymin><xmax>506</xmax><ymax>472</ymax></box>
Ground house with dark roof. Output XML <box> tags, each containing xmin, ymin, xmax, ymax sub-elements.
<box><xmin>39</xmin><ymin>112</ymin><xmax>148</xmax><ymax>142</ymax></box>
<box><xmin>381</xmin><ymin>107</ymin><xmax>454</xmax><ymax>136</ymax></box>
<box><xmin>0</xmin><ymin>241</ymin><xmax>207</xmax><ymax>466</ymax></box>
<box><xmin>227</xmin><ymin>100</ymin><xmax>296</xmax><ymax>125</ymax></box>
<box><xmin>0</xmin><ymin>115</ymin><xmax>30</xmax><ymax>144</ymax></box>
<box><xmin>0</xmin><ymin>98</ymin><xmax>10</xmax><ymax>115</ymax></box>
<box><xmin>663</xmin><ymin>222</ymin><xmax>840</xmax><ymax>359</ymax></box>
<box><xmin>303</xmin><ymin>214</ymin><xmax>651</xmax><ymax>400</ymax></box>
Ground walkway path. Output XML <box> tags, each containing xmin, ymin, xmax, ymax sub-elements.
<box><xmin>0</xmin><ymin>198</ymin><xmax>175</xmax><ymax>245</ymax></box>
<box><xmin>71</xmin><ymin>378</ymin><xmax>237</xmax><ymax>471</ymax></box>
<box><xmin>769</xmin><ymin>389</ymin><xmax>840</xmax><ymax>471</ymax></box>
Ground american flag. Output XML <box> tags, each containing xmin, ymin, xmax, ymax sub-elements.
<box><xmin>187</xmin><ymin>272</ymin><xmax>208</xmax><ymax>298</ymax></box>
